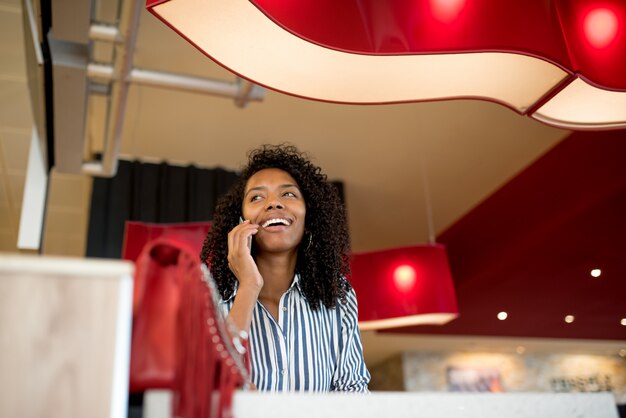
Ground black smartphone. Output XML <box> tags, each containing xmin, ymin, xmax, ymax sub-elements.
<box><xmin>239</xmin><ymin>217</ymin><xmax>252</xmax><ymax>253</ymax></box>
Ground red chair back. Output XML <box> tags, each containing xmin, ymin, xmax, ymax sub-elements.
<box><xmin>122</xmin><ymin>222</ymin><xmax>211</xmax><ymax>392</ymax></box>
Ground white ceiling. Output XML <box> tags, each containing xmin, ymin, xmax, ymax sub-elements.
<box><xmin>118</xmin><ymin>4</ymin><xmax>570</xmax><ymax>253</ymax></box>
<box><xmin>0</xmin><ymin>0</ymin><xmax>571</xmax><ymax>255</ymax></box>
<box><xmin>5</xmin><ymin>0</ymin><xmax>609</xmax><ymax>364</ymax></box>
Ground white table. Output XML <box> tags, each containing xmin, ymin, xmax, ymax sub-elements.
<box><xmin>145</xmin><ymin>390</ymin><xmax>619</xmax><ymax>418</ymax></box>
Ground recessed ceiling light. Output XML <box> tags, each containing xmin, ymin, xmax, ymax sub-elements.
<box><xmin>619</xmin><ymin>349</ymin><xmax>626</xmax><ymax>358</ymax></box>
<box><xmin>497</xmin><ymin>311</ymin><xmax>508</xmax><ymax>320</ymax></box>
<box><xmin>516</xmin><ymin>346</ymin><xmax>526</xmax><ymax>354</ymax></box>
<box><xmin>621</xmin><ymin>318</ymin><xmax>626</xmax><ymax>326</ymax></box>
<box><xmin>590</xmin><ymin>269</ymin><xmax>602</xmax><ymax>278</ymax></box>
<box><xmin>564</xmin><ymin>315</ymin><xmax>575</xmax><ymax>323</ymax></box>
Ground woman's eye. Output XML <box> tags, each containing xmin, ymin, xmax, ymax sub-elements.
<box><xmin>250</xmin><ymin>195</ymin><xmax>263</xmax><ymax>202</ymax></box>
<box><xmin>284</xmin><ymin>191</ymin><xmax>296</xmax><ymax>197</ymax></box>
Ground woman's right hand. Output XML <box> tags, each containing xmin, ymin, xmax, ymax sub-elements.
<box><xmin>227</xmin><ymin>220</ymin><xmax>263</xmax><ymax>291</ymax></box>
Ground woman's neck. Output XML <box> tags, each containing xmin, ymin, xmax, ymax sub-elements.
<box><xmin>255</xmin><ymin>251</ymin><xmax>297</xmax><ymax>302</ymax></box>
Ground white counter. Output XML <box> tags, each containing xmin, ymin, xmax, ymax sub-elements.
<box><xmin>145</xmin><ymin>390</ymin><xmax>619</xmax><ymax>418</ymax></box>
<box><xmin>233</xmin><ymin>392</ymin><xmax>619</xmax><ymax>418</ymax></box>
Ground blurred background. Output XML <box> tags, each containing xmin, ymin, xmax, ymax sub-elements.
<box><xmin>0</xmin><ymin>0</ymin><xmax>624</xmax><ymax>408</ymax></box>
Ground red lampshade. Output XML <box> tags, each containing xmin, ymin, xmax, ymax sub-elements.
<box><xmin>147</xmin><ymin>0</ymin><xmax>626</xmax><ymax>130</ymax></box>
<box><xmin>350</xmin><ymin>244</ymin><xmax>459</xmax><ymax>331</ymax></box>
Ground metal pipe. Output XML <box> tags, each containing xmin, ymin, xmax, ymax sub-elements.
<box><xmin>87</xmin><ymin>64</ymin><xmax>265</xmax><ymax>100</ymax></box>
<box><xmin>83</xmin><ymin>0</ymin><xmax>143</xmax><ymax>177</ymax></box>
<box><xmin>88</xmin><ymin>24</ymin><xmax>122</xmax><ymax>43</ymax></box>
<box><xmin>130</xmin><ymin>69</ymin><xmax>264</xmax><ymax>101</ymax></box>
<box><xmin>131</xmin><ymin>68</ymin><xmax>237</xmax><ymax>97</ymax></box>
<box><xmin>87</xmin><ymin>62</ymin><xmax>115</xmax><ymax>80</ymax></box>
<box><xmin>235</xmin><ymin>78</ymin><xmax>257</xmax><ymax>108</ymax></box>
<box><xmin>82</xmin><ymin>2</ymin><xmax>264</xmax><ymax>177</ymax></box>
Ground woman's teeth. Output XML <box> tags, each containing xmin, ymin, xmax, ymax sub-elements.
<box><xmin>262</xmin><ymin>218</ymin><xmax>290</xmax><ymax>228</ymax></box>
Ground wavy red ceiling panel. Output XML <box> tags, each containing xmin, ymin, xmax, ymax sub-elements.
<box><xmin>555</xmin><ymin>0</ymin><xmax>626</xmax><ymax>90</ymax></box>
<box><xmin>253</xmin><ymin>0</ymin><xmax>571</xmax><ymax>63</ymax></box>
<box><xmin>147</xmin><ymin>0</ymin><xmax>626</xmax><ymax>129</ymax></box>
<box><xmin>253</xmin><ymin>0</ymin><xmax>626</xmax><ymax>90</ymax></box>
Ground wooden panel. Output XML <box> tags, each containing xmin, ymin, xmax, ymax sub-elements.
<box><xmin>0</xmin><ymin>255</ymin><xmax>133</xmax><ymax>418</ymax></box>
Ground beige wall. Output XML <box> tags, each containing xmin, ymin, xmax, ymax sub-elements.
<box><xmin>371</xmin><ymin>350</ymin><xmax>626</xmax><ymax>404</ymax></box>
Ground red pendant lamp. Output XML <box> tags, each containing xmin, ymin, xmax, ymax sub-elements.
<box><xmin>350</xmin><ymin>244</ymin><xmax>458</xmax><ymax>330</ymax></box>
<box><xmin>147</xmin><ymin>0</ymin><xmax>626</xmax><ymax>130</ymax></box>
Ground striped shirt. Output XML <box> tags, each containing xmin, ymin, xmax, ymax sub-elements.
<box><xmin>219</xmin><ymin>274</ymin><xmax>370</xmax><ymax>392</ymax></box>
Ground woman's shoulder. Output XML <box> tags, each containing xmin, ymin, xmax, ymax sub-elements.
<box><xmin>338</xmin><ymin>276</ymin><xmax>357</xmax><ymax>299</ymax></box>
<box><xmin>337</xmin><ymin>279</ymin><xmax>359</xmax><ymax>317</ymax></box>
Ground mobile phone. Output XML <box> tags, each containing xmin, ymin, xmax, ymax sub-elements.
<box><xmin>239</xmin><ymin>217</ymin><xmax>252</xmax><ymax>253</ymax></box>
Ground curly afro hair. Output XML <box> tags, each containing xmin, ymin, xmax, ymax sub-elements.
<box><xmin>200</xmin><ymin>144</ymin><xmax>352</xmax><ymax>310</ymax></box>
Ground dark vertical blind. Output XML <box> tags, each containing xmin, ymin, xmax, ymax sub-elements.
<box><xmin>86</xmin><ymin>160</ymin><xmax>239</xmax><ymax>258</ymax></box>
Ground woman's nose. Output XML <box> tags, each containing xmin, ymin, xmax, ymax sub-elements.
<box><xmin>266</xmin><ymin>195</ymin><xmax>284</xmax><ymax>210</ymax></box>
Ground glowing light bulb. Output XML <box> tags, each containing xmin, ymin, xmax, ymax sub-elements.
<box><xmin>497</xmin><ymin>311</ymin><xmax>508</xmax><ymax>321</ymax></box>
<box><xmin>621</xmin><ymin>318</ymin><xmax>626</xmax><ymax>326</ymax></box>
<box><xmin>590</xmin><ymin>269</ymin><xmax>601</xmax><ymax>278</ymax></box>
<box><xmin>564</xmin><ymin>315</ymin><xmax>575</xmax><ymax>324</ymax></box>
<box><xmin>431</xmin><ymin>0</ymin><xmax>466</xmax><ymax>23</ymax></box>
<box><xmin>584</xmin><ymin>8</ymin><xmax>619</xmax><ymax>48</ymax></box>
<box><xmin>393</xmin><ymin>265</ymin><xmax>416</xmax><ymax>292</ymax></box>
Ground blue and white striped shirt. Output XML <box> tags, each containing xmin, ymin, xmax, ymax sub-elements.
<box><xmin>219</xmin><ymin>274</ymin><xmax>370</xmax><ymax>392</ymax></box>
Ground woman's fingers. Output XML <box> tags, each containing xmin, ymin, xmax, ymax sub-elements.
<box><xmin>228</xmin><ymin>220</ymin><xmax>258</xmax><ymax>256</ymax></box>
<box><xmin>227</xmin><ymin>220</ymin><xmax>260</xmax><ymax>281</ymax></box>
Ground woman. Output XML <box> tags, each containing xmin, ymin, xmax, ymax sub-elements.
<box><xmin>200</xmin><ymin>144</ymin><xmax>370</xmax><ymax>392</ymax></box>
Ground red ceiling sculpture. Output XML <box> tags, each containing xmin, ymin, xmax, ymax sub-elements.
<box><xmin>148</xmin><ymin>0</ymin><xmax>626</xmax><ymax>129</ymax></box>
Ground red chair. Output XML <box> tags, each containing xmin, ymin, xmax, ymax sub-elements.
<box><xmin>122</xmin><ymin>222</ymin><xmax>249</xmax><ymax>418</ymax></box>
<box><xmin>122</xmin><ymin>221</ymin><xmax>212</xmax><ymax>392</ymax></box>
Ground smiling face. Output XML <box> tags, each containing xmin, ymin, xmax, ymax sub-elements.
<box><xmin>242</xmin><ymin>168</ymin><xmax>306</xmax><ymax>255</ymax></box>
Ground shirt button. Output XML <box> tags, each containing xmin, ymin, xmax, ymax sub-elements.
<box><xmin>282</xmin><ymin>307</ymin><xmax>287</xmax><ymax>312</ymax></box>
<box><xmin>282</xmin><ymin>369</ymin><xmax>287</xmax><ymax>375</ymax></box>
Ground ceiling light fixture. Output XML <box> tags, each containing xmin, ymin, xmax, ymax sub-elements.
<box><xmin>347</xmin><ymin>153</ymin><xmax>457</xmax><ymax>330</ymax></box>
<box><xmin>350</xmin><ymin>245</ymin><xmax>458</xmax><ymax>331</ymax></box>
<box><xmin>590</xmin><ymin>268</ymin><xmax>602</xmax><ymax>278</ymax></box>
<box><xmin>497</xmin><ymin>311</ymin><xmax>508</xmax><ymax>321</ymax></box>
<box><xmin>147</xmin><ymin>0</ymin><xmax>626</xmax><ymax>130</ymax></box>
<box><xmin>564</xmin><ymin>315</ymin><xmax>575</xmax><ymax>323</ymax></box>
<box><xmin>621</xmin><ymin>318</ymin><xmax>626</xmax><ymax>326</ymax></box>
